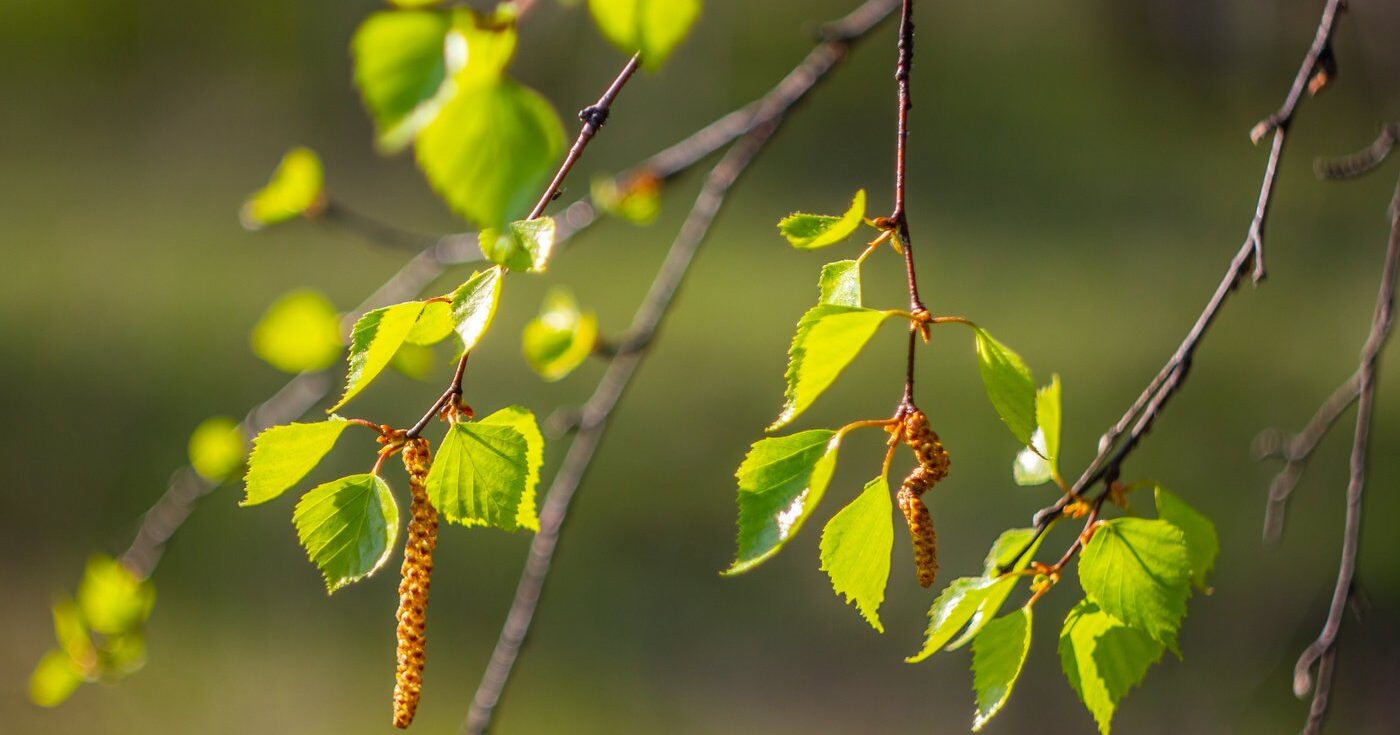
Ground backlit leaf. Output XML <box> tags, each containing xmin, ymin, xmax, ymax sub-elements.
<box><xmin>240</xmin><ymin>147</ymin><xmax>325</xmax><ymax>229</ymax></box>
<box><xmin>906</xmin><ymin>576</ymin><xmax>1002</xmax><ymax>663</ymax></box>
<box><xmin>187</xmin><ymin>416</ymin><xmax>247</xmax><ymax>482</ymax></box>
<box><xmin>405</xmin><ymin>300</ymin><xmax>455</xmax><ymax>346</ymax></box>
<box><xmin>250</xmin><ymin>289</ymin><xmax>343</xmax><ymax>373</ymax></box>
<box><xmin>778</xmin><ymin>189</ymin><xmax>866</xmax><ymax>249</ymax></box>
<box><xmin>945</xmin><ymin>528</ymin><xmax>1048</xmax><ymax>651</ymax></box>
<box><xmin>592</xmin><ymin>172</ymin><xmax>662</xmax><ymax>224</ymax></box>
<box><xmin>819</xmin><ymin>476</ymin><xmax>894</xmax><ymax>632</ymax></box>
<box><xmin>243</xmin><ymin>417</ymin><xmax>352</xmax><ymax>506</ymax></box>
<box><xmin>351</xmin><ymin>9</ymin><xmax>453</xmax><ymax>151</ymax></box>
<box><xmin>426</xmin><ymin>420</ymin><xmax>533</xmax><ymax>530</ymax></box>
<box><xmin>330</xmin><ymin>301</ymin><xmax>426</xmax><ymax>411</ymax></box>
<box><xmin>817</xmin><ymin>259</ymin><xmax>862</xmax><ymax>307</ymax></box>
<box><xmin>476</xmin><ymin>406</ymin><xmax>544</xmax><ymax>531</ymax></box>
<box><xmin>480</xmin><ymin>217</ymin><xmax>556</xmax><ymax>272</ymax></box>
<box><xmin>293</xmin><ymin>474</ymin><xmax>399</xmax><ymax>593</ymax></box>
<box><xmin>588</xmin><ymin>0</ymin><xmax>701</xmax><ymax>69</ymax></box>
<box><xmin>522</xmin><ymin>287</ymin><xmax>598</xmax><ymax>381</ymax></box>
<box><xmin>769</xmin><ymin>305</ymin><xmax>891</xmax><ymax>431</ymax></box>
<box><xmin>449</xmin><ymin>267</ymin><xmax>503</xmax><ymax>352</ymax></box>
<box><xmin>1012</xmin><ymin>428</ymin><xmax>1053</xmax><ymax>486</ymax></box>
<box><xmin>972</xmin><ymin>607</ymin><xmax>1034</xmax><ymax>731</ymax></box>
<box><xmin>1154</xmin><ymin>487</ymin><xmax>1219</xmax><ymax>591</ymax></box>
<box><xmin>1079</xmin><ymin>518</ymin><xmax>1190</xmax><ymax>647</ymax></box>
<box><xmin>725</xmin><ymin>430</ymin><xmax>841</xmax><ymax>574</ymax></box>
<box><xmin>974</xmin><ymin>327</ymin><xmax>1036</xmax><ymax>445</ymax></box>
<box><xmin>1059</xmin><ymin>598</ymin><xmax>1165</xmax><ymax>735</ymax></box>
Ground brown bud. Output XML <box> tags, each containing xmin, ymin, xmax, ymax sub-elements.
<box><xmin>393</xmin><ymin>439</ymin><xmax>437</xmax><ymax>729</ymax></box>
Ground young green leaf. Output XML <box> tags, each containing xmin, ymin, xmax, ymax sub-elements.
<box><xmin>476</xmin><ymin>406</ymin><xmax>544</xmax><ymax>532</ymax></box>
<box><xmin>52</xmin><ymin>598</ymin><xmax>94</xmax><ymax>665</ymax></box>
<box><xmin>522</xmin><ymin>287</ymin><xmax>599</xmax><ymax>381</ymax></box>
<box><xmin>187</xmin><ymin>416</ymin><xmax>247</xmax><ymax>483</ymax></box>
<box><xmin>480</xmin><ymin>217</ymin><xmax>557</xmax><ymax>272</ymax></box>
<box><xmin>944</xmin><ymin>528</ymin><xmax>1049</xmax><ymax>651</ymax></box>
<box><xmin>426</xmin><ymin>420</ymin><xmax>534</xmax><ymax>530</ymax></box>
<box><xmin>28</xmin><ymin>649</ymin><xmax>87</xmax><ymax>707</ymax></box>
<box><xmin>76</xmin><ymin>556</ymin><xmax>155</xmax><ymax>636</ymax></box>
<box><xmin>1059</xmin><ymin>599</ymin><xmax>1165</xmax><ymax>735</ymax></box>
<box><xmin>350</xmin><ymin>9</ymin><xmax>454</xmax><ymax>151</ymax></box>
<box><xmin>330</xmin><ymin>301</ymin><xmax>426</xmax><ymax>412</ymax></box>
<box><xmin>243</xmin><ymin>417</ymin><xmax>352</xmax><ymax>506</ymax></box>
<box><xmin>971</xmin><ymin>607</ymin><xmax>1034</xmax><ymax>731</ymax></box>
<box><xmin>777</xmin><ymin>189</ymin><xmax>867</xmax><ymax>249</ymax></box>
<box><xmin>906</xmin><ymin>576</ymin><xmax>1003</xmax><ymax>663</ymax></box>
<box><xmin>819</xmin><ymin>476</ymin><xmax>894</xmax><ymax>632</ymax></box>
<box><xmin>725</xmin><ymin>430</ymin><xmax>841</xmax><ymax>575</ymax></box>
<box><xmin>973</xmin><ymin>327</ymin><xmax>1037</xmax><ymax>445</ymax></box>
<box><xmin>240</xmin><ymin>147</ymin><xmax>325</xmax><ymax>229</ymax></box>
<box><xmin>1154</xmin><ymin>487</ymin><xmax>1219</xmax><ymax>591</ymax></box>
<box><xmin>1037</xmin><ymin>374</ymin><xmax>1062</xmax><ymax>465</ymax></box>
<box><xmin>416</xmin><ymin>77</ymin><xmax>565</xmax><ymax>229</ymax></box>
<box><xmin>817</xmin><ymin>259</ymin><xmax>862</xmax><ymax>307</ymax></box>
<box><xmin>250</xmin><ymin>289</ymin><xmax>343</xmax><ymax>373</ymax></box>
<box><xmin>1078</xmin><ymin>518</ymin><xmax>1190</xmax><ymax>647</ymax></box>
<box><xmin>293</xmin><ymin>474</ymin><xmax>399</xmax><ymax>593</ymax></box>
<box><xmin>405</xmin><ymin>300</ymin><xmax>455</xmax><ymax>346</ymax></box>
<box><xmin>769</xmin><ymin>305</ymin><xmax>891</xmax><ymax>431</ymax></box>
<box><xmin>1012</xmin><ymin>428</ymin><xmax>1053</xmax><ymax>486</ymax></box>
<box><xmin>587</xmin><ymin>0</ymin><xmax>701</xmax><ymax>70</ymax></box>
<box><xmin>449</xmin><ymin>266</ymin><xmax>504</xmax><ymax>353</ymax></box>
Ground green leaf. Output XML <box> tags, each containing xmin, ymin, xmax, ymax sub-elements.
<box><xmin>725</xmin><ymin>430</ymin><xmax>841</xmax><ymax>574</ymax></box>
<box><xmin>1059</xmin><ymin>599</ymin><xmax>1165</xmax><ymax>735</ymax></box>
<box><xmin>974</xmin><ymin>327</ymin><xmax>1037</xmax><ymax>445</ymax></box>
<box><xmin>817</xmin><ymin>259</ymin><xmax>862</xmax><ymax>307</ymax></box>
<box><xmin>76</xmin><ymin>555</ymin><xmax>154</xmax><ymax>636</ymax></box>
<box><xmin>250</xmin><ymin>289</ymin><xmax>344</xmax><ymax>373</ymax></box>
<box><xmin>187</xmin><ymin>416</ymin><xmax>247</xmax><ymax>482</ymax></box>
<box><xmin>587</xmin><ymin>0</ymin><xmax>701</xmax><ymax>69</ymax></box>
<box><xmin>351</xmin><ymin>10</ymin><xmax>453</xmax><ymax>151</ymax></box>
<box><xmin>240</xmin><ymin>147</ymin><xmax>325</xmax><ymax>229</ymax></box>
<box><xmin>29</xmin><ymin>649</ymin><xmax>87</xmax><ymax>707</ymax></box>
<box><xmin>591</xmin><ymin>172</ymin><xmax>661</xmax><ymax>224</ymax></box>
<box><xmin>416</xmin><ymin>77</ymin><xmax>565</xmax><ymax>229</ymax></box>
<box><xmin>52</xmin><ymin>598</ymin><xmax>94</xmax><ymax>666</ymax></box>
<box><xmin>819</xmin><ymin>476</ymin><xmax>894</xmax><ymax>632</ymax></box>
<box><xmin>1078</xmin><ymin>518</ymin><xmax>1190</xmax><ymax>647</ymax></box>
<box><xmin>476</xmin><ymin>406</ymin><xmax>544</xmax><ymax>531</ymax></box>
<box><xmin>480</xmin><ymin>217</ymin><xmax>557</xmax><ymax>272</ymax></box>
<box><xmin>1012</xmin><ymin>429</ymin><xmax>1053</xmax><ymax>486</ymax></box>
<box><xmin>1154</xmin><ymin>487</ymin><xmax>1219</xmax><ymax>591</ymax></box>
<box><xmin>449</xmin><ymin>267</ymin><xmax>504</xmax><ymax>353</ymax></box>
<box><xmin>389</xmin><ymin>0</ymin><xmax>444</xmax><ymax>7</ymax></box>
<box><xmin>522</xmin><ymin>287</ymin><xmax>598</xmax><ymax>381</ymax></box>
<box><xmin>769</xmin><ymin>305</ymin><xmax>891</xmax><ymax>431</ymax></box>
<box><xmin>971</xmin><ymin>607</ymin><xmax>1034</xmax><ymax>731</ymax></box>
<box><xmin>293</xmin><ymin>474</ymin><xmax>399</xmax><ymax>593</ymax></box>
<box><xmin>426</xmin><ymin>420</ymin><xmax>533</xmax><ymax>530</ymax></box>
<box><xmin>777</xmin><ymin>189</ymin><xmax>867</xmax><ymax>249</ymax></box>
<box><xmin>405</xmin><ymin>300</ymin><xmax>455</xmax><ymax>346</ymax></box>
<box><xmin>330</xmin><ymin>301</ymin><xmax>426</xmax><ymax>412</ymax></box>
<box><xmin>1038</xmin><ymin>374</ymin><xmax>1062</xmax><ymax>466</ymax></box>
<box><xmin>906</xmin><ymin>576</ymin><xmax>1002</xmax><ymax>663</ymax></box>
<box><xmin>945</xmin><ymin>528</ymin><xmax>1048</xmax><ymax>651</ymax></box>
<box><xmin>243</xmin><ymin>417</ymin><xmax>353</xmax><ymax>506</ymax></box>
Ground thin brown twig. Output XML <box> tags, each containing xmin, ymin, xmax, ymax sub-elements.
<box><xmin>462</xmin><ymin>3</ymin><xmax>900</xmax><ymax>731</ymax></box>
<box><xmin>1294</xmin><ymin>172</ymin><xmax>1400</xmax><ymax>735</ymax></box>
<box><xmin>891</xmin><ymin>0</ymin><xmax>926</xmax><ymax>410</ymax></box>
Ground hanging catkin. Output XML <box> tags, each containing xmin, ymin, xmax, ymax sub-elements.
<box><xmin>897</xmin><ymin>410</ymin><xmax>950</xmax><ymax>588</ymax></box>
<box><xmin>393</xmin><ymin>438</ymin><xmax>437</xmax><ymax>729</ymax></box>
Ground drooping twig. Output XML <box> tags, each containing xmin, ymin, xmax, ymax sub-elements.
<box><xmin>1291</xmin><ymin>165</ymin><xmax>1400</xmax><ymax>735</ymax></box>
<box><xmin>890</xmin><ymin>0</ymin><xmax>927</xmax><ymax>409</ymax></box>
<box><xmin>462</xmin><ymin>3</ymin><xmax>901</xmax><ymax>731</ymax></box>
<box><xmin>1002</xmin><ymin>0</ymin><xmax>1348</xmax><ymax>558</ymax></box>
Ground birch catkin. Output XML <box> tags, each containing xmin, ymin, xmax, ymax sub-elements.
<box><xmin>394</xmin><ymin>438</ymin><xmax>437</xmax><ymax>729</ymax></box>
<box><xmin>898</xmin><ymin>410</ymin><xmax>950</xmax><ymax>588</ymax></box>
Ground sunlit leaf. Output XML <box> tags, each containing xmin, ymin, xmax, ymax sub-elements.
<box><xmin>449</xmin><ymin>267</ymin><xmax>503</xmax><ymax>352</ymax></box>
<box><xmin>819</xmin><ymin>476</ymin><xmax>894</xmax><ymax>632</ymax></box>
<box><xmin>945</xmin><ymin>528</ymin><xmax>1048</xmax><ymax>651</ymax></box>
<box><xmin>476</xmin><ymin>406</ymin><xmax>544</xmax><ymax>532</ymax></box>
<box><xmin>778</xmin><ymin>189</ymin><xmax>866</xmax><ymax>249</ymax></box>
<box><xmin>426</xmin><ymin>420</ymin><xmax>533</xmax><ymax>530</ymax></box>
<box><xmin>1012</xmin><ymin>428</ymin><xmax>1053</xmax><ymax>486</ymax></box>
<box><xmin>293</xmin><ymin>474</ymin><xmax>399</xmax><ymax>593</ymax></box>
<box><xmin>240</xmin><ymin>147</ymin><xmax>325</xmax><ymax>229</ymax></box>
<box><xmin>769</xmin><ymin>305</ymin><xmax>891</xmax><ymax>431</ymax></box>
<box><xmin>416</xmin><ymin>77</ymin><xmax>565</xmax><ymax>229</ymax></box>
<box><xmin>1059</xmin><ymin>598</ymin><xmax>1165</xmax><ymax>735</ymax></box>
<box><xmin>405</xmin><ymin>300</ymin><xmax>455</xmax><ymax>346</ymax></box>
<box><xmin>1037</xmin><ymin>374</ymin><xmax>1062</xmax><ymax>466</ymax></box>
<box><xmin>725</xmin><ymin>430</ymin><xmax>841</xmax><ymax>574</ymax></box>
<box><xmin>250</xmin><ymin>289</ymin><xmax>343</xmax><ymax>373</ymax></box>
<box><xmin>330</xmin><ymin>301</ymin><xmax>426</xmax><ymax>412</ymax></box>
<box><xmin>1079</xmin><ymin>518</ymin><xmax>1190</xmax><ymax>648</ymax></box>
<box><xmin>480</xmin><ymin>217</ymin><xmax>556</xmax><ymax>272</ymax></box>
<box><xmin>587</xmin><ymin>0</ymin><xmax>701</xmax><ymax>69</ymax></box>
<box><xmin>973</xmin><ymin>327</ymin><xmax>1036</xmax><ymax>445</ymax></box>
<box><xmin>817</xmin><ymin>260</ymin><xmax>862</xmax><ymax>307</ymax></box>
<box><xmin>971</xmin><ymin>607</ymin><xmax>1033</xmax><ymax>731</ymax></box>
<box><xmin>243</xmin><ymin>417</ymin><xmax>352</xmax><ymax>506</ymax></box>
<box><xmin>187</xmin><ymin>416</ymin><xmax>247</xmax><ymax>482</ymax></box>
<box><xmin>523</xmin><ymin>287</ymin><xmax>598</xmax><ymax>381</ymax></box>
<box><xmin>76</xmin><ymin>556</ymin><xmax>154</xmax><ymax>636</ymax></box>
<box><xmin>1154</xmin><ymin>487</ymin><xmax>1219</xmax><ymax>591</ymax></box>
<box><xmin>906</xmin><ymin>576</ymin><xmax>1002</xmax><ymax>663</ymax></box>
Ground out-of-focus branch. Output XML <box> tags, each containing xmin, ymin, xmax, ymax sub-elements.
<box><xmin>461</xmin><ymin>2</ymin><xmax>901</xmax><ymax>732</ymax></box>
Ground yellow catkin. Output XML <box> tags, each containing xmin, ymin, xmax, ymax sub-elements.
<box><xmin>898</xmin><ymin>410</ymin><xmax>950</xmax><ymax>588</ymax></box>
<box><xmin>393</xmin><ymin>439</ymin><xmax>437</xmax><ymax>729</ymax></box>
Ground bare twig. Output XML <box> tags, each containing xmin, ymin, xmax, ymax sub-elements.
<box><xmin>890</xmin><ymin>0</ymin><xmax>926</xmax><ymax>409</ymax></box>
<box><xmin>462</xmin><ymin>3</ymin><xmax>900</xmax><ymax>731</ymax></box>
<box><xmin>1293</xmin><ymin>171</ymin><xmax>1400</xmax><ymax>735</ymax></box>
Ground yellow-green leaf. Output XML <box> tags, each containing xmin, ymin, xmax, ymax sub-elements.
<box><xmin>240</xmin><ymin>147</ymin><xmax>325</xmax><ymax>229</ymax></box>
<box><xmin>587</xmin><ymin>0</ymin><xmax>701</xmax><ymax>69</ymax></box>
<box><xmin>330</xmin><ymin>301</ymin><xmax>426</xmax><ymax>412</ymax></box>
<box><xmin>974</xmin><ymin>327</ymin><xmax>1037</xmax><ymax>445</ymax></box>
<box><xmin>28</xmin><ymin>649</ymin><xmax>87</xmax><ymax>707</ymax></box>
<box><xmin>591</xmin><ymin>172</ymin><xmax>661</xmax><ymax>224</ymax></box>
<box><xmin>426</xmin><ymin>420</ymin><xmax>534</xmax><ymax>530</ymax></box>
<box><xmin>819</xmin><ymin>476</ymin><xmax>894</xmax><ymax>632</ymax></box>
<box><xmin>405</xmin><ymin>300</ymin><xmax>455</xmax><ymax>346</ymax></box>
<box><xmin>243</xmin><ymin>417</ymin><xmax>352</xmax><ymax>506</ymax></box>
<box><xmin>76</xmin><ymin>555</ymin><xmax>154</xmax><ymax>636</ymax></box>
<box><xmin>777</xmin><ymin>189</ymin><xmax>866</xmax><ymax>249</ymax></box>
<box><xmin>1154</xmin><ymin>487</ymin><xmax>1219</xmax><ymax>592</ymax></box>
<box><xmin>1059</xmin><ymin>598</ymin><xmax>1165</xmax><ymax>735</ymax></box>
<box><xmin>477</xmin><ymin>406</ymin><xmax>544</xmax><ymax>531</ymax></box>
<box><xmin>449</xmin><ymin>267</ymin><xmax>504</xmax><ymax>353</ymax></box>
<box><xmin>187</xmin><ymin>416</ymin><xmax>247</xmax><ymax>483</ymax></box>
<box><xmin>293</xmin><ymin>474</ymin><xmax>399</xmax><ymax>593</ymax></box>
<box><xmin>725</xmin><ymin>430</ymin><xmax>842</xmax><ymax>575</ymax></box>
<box><xmin>769</xmin><ymin>305</ymin><xmax>891</xmax><ymax>431</ymax></box>
<box><xmin>480</xmin><ymin>217</ymin><xmax>556</xmax><ymax>272</ymax></box>
<box><xmin>250</xmin><ymin>289</ymin><xmax>343</xmax><ymax>373</ymax></box>
<box><xmin>817</xmin><ymin>259</ymin><xmax>862</xmax><ymax>307</ymax></box>
<box><xmin>971</xmin><ymin>607</ymin><xmax>1033</xmax><ymax>731</ymax></box>
<box><xmin>1079</xmin><ymin>518</ymin><xmax>1190</xmax><ymax>648</ymax></box>
<box><xmin>522</xmin><ymin>287</ymin><xmax>598</xmax><ymax>381</ymax></box>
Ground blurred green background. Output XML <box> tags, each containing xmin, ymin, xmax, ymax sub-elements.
<box><xmin>4</xmin><ymin>0</ymin><xmax>1400</xmax><ymax>732</ymax></box>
